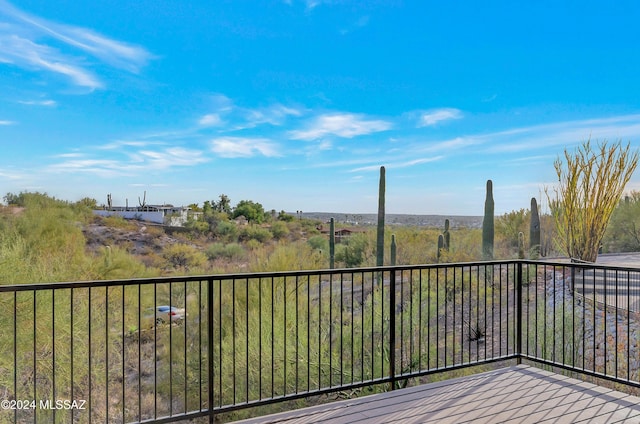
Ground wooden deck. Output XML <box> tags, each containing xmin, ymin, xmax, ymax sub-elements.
<box><xmin>235</xmin><ymin>365</ymin><xmax>640</xmax><ymax>423</ymax></box>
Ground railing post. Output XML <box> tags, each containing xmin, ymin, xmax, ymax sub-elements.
<box><xmin>208</xmin><ymin>278</ymin><xmax>215</xmax><ymax>424</ymax></box>
<box><xmin>516</xmin><ymin>261</ymin><xmax>523</xmax><ymax>364</ymax></box>
<box><xmin>388</xmin><ymin>268</ymin><xmax>396</xmax><ymax>391</ymax></box>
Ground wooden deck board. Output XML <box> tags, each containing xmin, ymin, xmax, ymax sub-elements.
<box><xmin>234</xmin><ymin>365</ymin><xmax>640</xmax><ymax>423</ymax></box>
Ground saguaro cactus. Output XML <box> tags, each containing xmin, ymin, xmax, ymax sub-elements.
<box><xmin>437</xmin><ymin>234</ymin><xmax>444</xmax><ymax>262</ymax></box>
<box><xmin>329</xmin><ymin>217</ymin><xmax>335</xmax><ymax>269</ymax></box>
<box><xmin>390</xmin><ymin>234</ymin><xmax>397</xmax><ymax>266</ymax></box>
<box><xmin>376</xmin><ymin>166</ymin><xmax>386</xmax><ymax>267</ymax></box>
<box><xmin>443</xmin><ymin>218</ymin><xmax>450</xmax><ymax>251</ymax></box>
<box><xmin>529</xmin><ymin>197</ymin><xmax>541</xmax><ymax>259</ymax></box>
<box><xmin>138</xmin><ymin>190</ymin><xmax>147</xmax><ymax>209</ymax></box>
<box><xmin>518</xmin><ymin>232</ymin><xmax>525</xmax><ymax>259</ymax></box>
<box><xmin>482</xmin><ymin>180</ymin><xmax>494</xmax><ymax>260</ymax></box>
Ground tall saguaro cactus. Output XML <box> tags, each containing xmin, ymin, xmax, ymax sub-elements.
<box><xmin>376</xmin><ymin>166</ymin><xmax>386</xmax><ymax>267</ymax></box>
<box><xmin>329</xmin><ymin>217</ymin><xmax>335</xmax><ymax>269</ymax></box>
<box><xmin>482</xmin><ymin>179</ymin><xmax>494</xmax><ymax>260</ymax></box>
<box><xmin>529</xmin><ymin>197</ymin><xmax>541</xmax><ymax>259</ymax></box>
<box><xmin>443</xmin><ymin>218</ymin><xmax>450</xmax><ymax>251</ymax></box>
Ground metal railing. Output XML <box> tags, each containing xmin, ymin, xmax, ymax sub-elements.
<box><xmin>0</xmin><ymin>260</ymin><xmax>639</xmax><ymax>423</ymax></box>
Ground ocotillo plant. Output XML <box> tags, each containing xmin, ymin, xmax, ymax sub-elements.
<box><xmin>443</xmin><ymin>218</ymin><xmax>450</xmax><ymax>251</ymax></box>
<box><xmin>390</xmin><ymin>234</ymin><xmax>397</xmax><ymax>266</ymax></box>
<box><xmin>529</xmin><ymin>197</ymin><xmax>541</xmax><ymax>259</ymax></box>
<box><xmin>482</xmin><ymin>179</ymin><xmax>494</xmax><ymax>260</ymax></box>
<box><xmin>376</xmin><ymin>166</ymin><xmax>386</xmax><ymax>267</ymax></box>
<box><xmin>329</xmin><ymin>217</ymin><xmax>335</xmax><ymax>269</ymax></box>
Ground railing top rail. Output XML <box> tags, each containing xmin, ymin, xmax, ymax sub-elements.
<box><xmin>2</xmin><ymin>258</ymin><xmax>640</xmax><ymax>292</ymax></box>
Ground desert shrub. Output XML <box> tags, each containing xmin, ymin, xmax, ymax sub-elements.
<box><xmin>206</xmin><ymin>242</ymin><xmax>246</xmax><ymax>261</ymax></box>
<box><xmin>240</xmin><ymin>226</ymin><xmax>272</xmax><ymax>243</ymax></box>
<box><xmin>307</xmin><ymin>235</ymin><xmax>328</xmax><ymax>251</ymax></box>
<box><xmin>270</xmin><ymin>221</ymin><xmax>290</xmax><ymax>239</ymax></box>
<box><xmin>335</xmin><ymin>233</ymin><xmax>369</xmax><ymax>268</ymax></box>
<box><xmin>161</xmin><ymin>243</ymin><xmax>207</xmax><ymax>270</ymax></box>
<box><xmin>214</xmin><ymin>220</ymin><xmax>239</xmax><ymax>242</ymax></box>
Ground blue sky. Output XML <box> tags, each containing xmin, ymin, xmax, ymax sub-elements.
<box><xmin>2</xmin><ymin>0</ymin><xmax>640</xmax><ymax>215</ymax></box>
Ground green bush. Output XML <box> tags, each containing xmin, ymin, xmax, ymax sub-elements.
<box><xmin>206</xmin><ymin>242</ymin><xmax>246</xmax><ymax>261</ymax></box>
<box><xmin>307</xmin><ymin>235</ymin><xmax>328</xmax><ymax>251</ymax></box>
<box><xmin>162</xmin><ymin>243</ymin><xmax>207</xmax><ymax>270</ymax></box>
<box><xmin>240</xmin><ymin>226</ymin><xmax>273</xmax><ymax>243</ymax></box>
<box><xmin>270</xmin><ymin>221</ymin><xmax>290</xmax><ymax>239</ymax></box>
<box><xmin>215</xmin><ymin>220</ymin><xmax>239</xmax><ymax>242</ymax></box>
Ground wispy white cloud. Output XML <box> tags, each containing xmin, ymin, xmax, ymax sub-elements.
<box><xmin>199</xmin><ymin>113</ymin><xmax>224</xmax><ymax>127</ymax></box>
<box><xmin>243</xmin><ymin>104</ymin><xmax>303</xmax><ymax>127</ymax></box>
<box><xmin>98</xmin><ymin>140</ymin><xmax>163</xmax><ymax>150</ymax></box>
<box><xmin>48</xmin><ymin>146</ymin><xmax>208</xmax><ymax>177</ymax></box>
<box><xmin>417</xmin><ymin>108</ymin><xmax>463</xmax><ymax>127</ymax></box>
<box><xmin>0</xmin><ymin>120</ymin><xmax>16</xmax><ymax>125</ymax></box>
<box><xmin>349</xmin><ymin>156</ymin><xmax>443</xmax><ymax>172</ymax></box>
<box><xmin>289</xmin><ymin>113</ymin><xmax>391</xmax><ymax>140</ymax></box>
<box><xmin>210</xmin><ymin>137</ymin><xmax>279</xmax><ymax>158</ymax></box>
<box><xmin>340</xmin><ymin>15</ymin><xmax>370</xmax><ymax>35</ymax></box>
<box><xmin>0</xmin><ymin>0</ymin><xmax>153</xmax><ymax>89</ymax></box>
<box><xmin>134</xmin><ymin>148</ymin><xmax>208</xmax><ymax>168</ymax></box>
<box><xmin>484</xmin><ymin>114</ymin><xmax>640</xmax><ymax>154</ymax></box>
<box><xmin>18</xmin><ymin>99</ymin><xmax>56</xmax><ymax>106</ymax></box>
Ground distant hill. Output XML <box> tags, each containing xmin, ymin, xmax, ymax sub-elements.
<box><xmin>298</xmin><ymin>212</ymin><xmax>483</xmax><ymax>229</ymax></box>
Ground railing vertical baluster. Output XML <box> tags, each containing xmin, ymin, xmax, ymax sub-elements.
<box><xmin>271</xmin><ymin>276</ymin><xmax>275</xmax><ymax>397</ymax></box>
<box><xmin>259</xmin><ymin>277</ymin><xmax>263</xmax><ymax>399</ymax></box>
<box><xmin>350</xmin><ymin>273</ymin><xmax>354</xmax><ymax>385</ymax></box>
<box><xmin>88</xmin><ymin>287</ymin><xmax>92</xmax><ymax>424</ymax></box>
<box><xmin>309</xmin><ymin>275</ymin><xmax>313</xmax><ymax>393</ymax></box>
<box><xmin>106</xmin><ymin>286</ymin><xmax>109</xmax><ymax>423</ymax></box>
<box><xmin>207</xmin><ymin>278</ymin><xmax>214</xmax><ymax>424</ymax></box>
<box><xmin>246</xmin><ymin>278</ymin><xmax>249</xmax><ymax>404</ymax></box>
<box><xmin>52</xmin><ymin>289</ymin><xmax>56</xmax><ymax>423</ymax></box>
<box><xmin>389</xmin><ymin>268</ymin><xmax>396</xmax><ymax>390</ymax></box>
<box><xmin>32</xmin><ymin>290</ymin><xmax>36</xmax><ymax>424</ymax></box>
<box><xmin>603</xmin><ymin>270</ymin><xmax>607</xmax><ymax>376</ymax></box>
<box><xmin>122</xmin><ymin>284</ymin><xmax>125</xmax><ymax>421</ymax></box>
<box><xmin>370</xmin><ymin>270</ymin><xmax>375</xmax><ymax>379</ymax></box>
<box><xmin>339</xmin><ymin>272</ymin><xmax>343</xmax><ymax>387</ymax></box>
<box><xmin>283</xmin><ymin>276</ymin><xmax>288</xmax><ymax>396</ymax></box>
<box><xmin>516</xmin><ymin>261</ymin><xmax>523</xmax><ymax>363</ymax></box>
<box><xmin>453</xmin><ymin>266</ymin><xmax>456</xmax><ymax>365</ymax></box>
<box><xmin>138</xmin><ymin>284</ymin><xmax>142</xmax><ymax>421</ymax></box>
<box><xmin>295</xmin><ymin>275</ymin><xmax>300</xmax><ymax>393</ymax></box>
<box><xmin>426</xmin><ymin>269</ymin><xmax>431</xmax><ymax>369</ymax></box>
<box><xmin>198</xmin><ymin>280</ymin><xmax>202</xmax><ymax>411</ymax></box>
<box><xmin>329</xmin><ymin>272</ymin><xmax>333</xmax><ymax>388</ymax></box>
<box><xmin>232</xmin><ymin>278</ymin><xmax>236</xmax><ymax>404</ymax></box>
<box><xmin>419</xmin><ymin>269</ymin><xmax>423</xmax><ymax>371</ymax></box>
<box><xmin>360</xmin><ymin>271</ymin><xmax>365</xmax><ymax>382</ymax></box>
<box><xmin>13</xmin><ymin>291</ymin><xmax>17</xmax><ymax>424</ymax></box>
<box><xmin>169</xmin><ymin>282</ymin><xmax>173</xmax><ymax>415</ymax></box>
<box><xmin>615</xmin><ymin>269</ymin><xmax>619</xmax><ymax>379</ymax></box>
<box><xmin>184</xmin><ymin>280</ymin><xmax>188</xmax><ymax>413</ymax></box>
<box><xmin>153</xmin><ymin>282</ymin><xmax>157</xmax><ymax>419</ymax></box>
<box><xmin>627</xmin><ymin>272</ymin><xmax>631</xmax><ymax>381</ymax></box>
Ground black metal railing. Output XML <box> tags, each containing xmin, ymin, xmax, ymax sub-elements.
<box><xmin>0</xmin><ymin>260</ymin><xmax>639</xmax><ymax>423</ymax></box>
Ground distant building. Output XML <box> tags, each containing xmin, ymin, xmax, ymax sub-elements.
<box><xmin>93</xmin><ymin>204</ymin><xmax>193</xmax><ymax>226</ymax></box>
<box><xmin>317</xmin><ymin>224</ymin><xmax>364</xmax><ymax>243</ymax></box>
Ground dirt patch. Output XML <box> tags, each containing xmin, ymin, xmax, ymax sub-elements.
<box><xmin>82</xmin><ymin>217</ymin><xmax>189</xmax><ymax>256</ymax></box>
